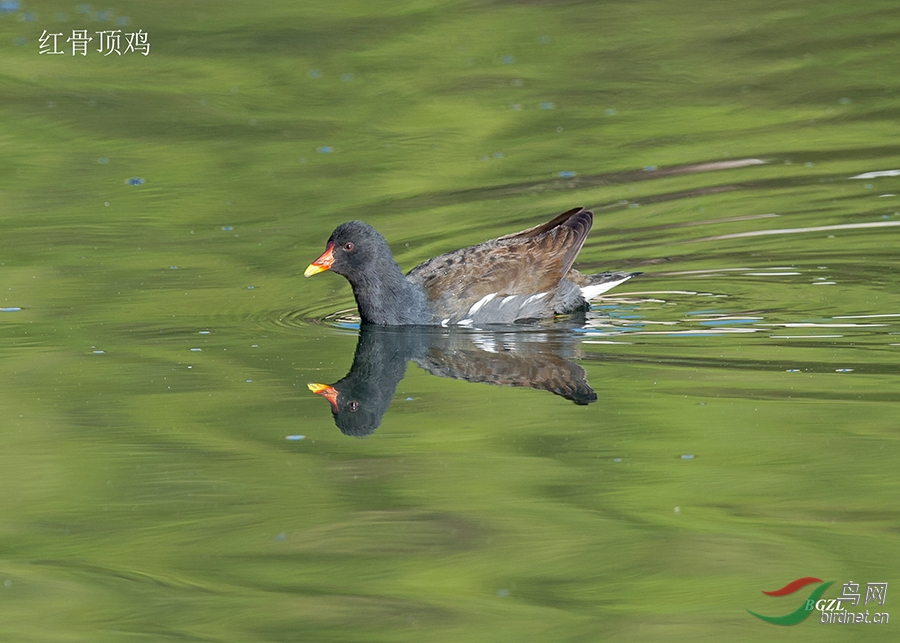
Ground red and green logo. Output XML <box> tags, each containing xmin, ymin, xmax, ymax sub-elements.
<box><xmin>748</xmin><ymin>577</ymin><xmax>834</xmax><ymax>625</ymax></box>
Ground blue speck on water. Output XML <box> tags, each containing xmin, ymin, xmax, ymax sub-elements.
<box><xmin>221</xmin><ymin>226</ymin><xmax>233</xmax><ymax>231</ymax></box>
<box><xmin>21</xmin><ymin>11</ymin><xmax>35</xmax><ymax>21</ymax></box>
<box><xmin>190</xmin><ymin>348</ymin><xmax>202</xmax><ymax>352</ymax></box>
<box><xmin>245</xmin><ymin>379</ymin><xmax>252</xmax><ymax>383</ymax></box>
<box><xmin>285</xmin><ymin>435</ymin><xmax>305</xmax><ymax>441</ymax></box>
<box><xmin>98</xmin><ymin>157</ymin><xmax>109</xmax><ymax>164</ymax></box>
<box><xmin>15</xmin><ymin>36</ymin><xmax>26</xmax><ymax>46</ymax></box>
<box><xmin>170</xmin><ymin>266</ymin><xmax>178</xmax><ymax>270</ymax></box>
<box><xmin>126</xmin><ymin>177</ymin><xmax>144</xmax><ymax>186</ymax></box>
<box><xmin>246</xmin><ymin>285</ymin><xmax>255</xmax><ymax>290</ymax></box>
<box><xmin>644</xmin><ymin>165</ymin><xmax>657</xmax><ymax>172</ymax></box>
<box><xmin>96</xmin><ymin>10</ymin><xmax>109</xmax><ymax>20</ymax></box>
<box><xmin>605</xmin><ymin>108</ymin><xmax>617</xmax><ymax>116</ymax></box>
<box><xmin>92</xmin><ymin>350</ymin><xmax>105</xmax><ymax>354</ymax></box>
<box><xmin>496</xmin><ymin>588</ymin><xmax>510</xmax><ymax>597</ymax></box>
<box><xmin>340</xmin><ymin>73</ymin><xmax>353</xmax><ymax>81</ymax></box>
<box><xmin>308</xmin><ymin>69</ymin><xmax>322</xmax><ymax>78</ymax></box>
<box><xmin>500</xmin><ymin>55</ymin><xmax>515</xmax><ymax>64</ymax></box>
<box><xmin>199</xmin><ymin>330</ymin><xmax>210</xmax><ymax>334</ymax></box>
<box><xmin>835</xmin><ymin>368</ymin><xmax>854</xmax><ymax>373</ymax></box>
<box><xmin>786</xmin><ymin>369</ymin><xmax>801</xmax><ymax>372</ymax></box>
<box><xmin>613</xmin><ymin>457</ymin><xmax>623</xmax><ymax>463</ymax></box>
<box><xmin>77</xmin><ymin>3</ymin><xmax>90</xmax><ymax>14</ymax></box>
<box><xmin>492</xmin><ymin>152</ymin><xmax>504</xmax><ymax>158</ymax></box>
<box><xmin>404</xmin><ymin>397</ymin><xmax>414</xmax><ymax>401</ymax></box>
<box><xmin>0</xmin><ymin>307</ymin><xmax>21</xmax><ymax>312</ymax></box>
<box><xmin>0</xmin><ymin>1</ymin><xmax>20</xmax><ymax>15</ymax></box>
<box><xmin>539</xmin><ymin>102</ymin><xmax>555</xmax><ymax>110</ymax></box>
<box><xmin>317</xmin><ymin>146</ymin><xmax>333</xmax><ymax>153</ymax></box>
<box><xmin>558</xmin><ymin>171</ymin><xmax>576</xmax><ymax>178</ymax></box>
<box><xmin>274</xmin><ymin>532</ymin><xmax>286</xmax><ymax>541</ymax></box>
<box><xmin>115</xmin><ymin>16</ymin><xmax>130</xmax><ymax>26</ymax></box>
<box><xmin>681</xmin><ymin>454</ymin><xmax>695</xmax><ymax>460</ymax></box>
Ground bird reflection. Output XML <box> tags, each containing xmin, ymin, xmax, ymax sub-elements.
<box><xmin>308</xmin><ymin>324</ymin><xmax>597</xmax><ymax>436</ymax></box>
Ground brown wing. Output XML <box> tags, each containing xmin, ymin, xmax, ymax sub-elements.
<box><xmin>407</xmin><ymin>208</ymin><xmax>593</xmax><ymax>311</ymax></box>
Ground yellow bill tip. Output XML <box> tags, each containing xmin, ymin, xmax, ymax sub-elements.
<box><xmin>304</xmin><ymin>263</ymin><xmax>327</xmax><ymax>278</ymax></box>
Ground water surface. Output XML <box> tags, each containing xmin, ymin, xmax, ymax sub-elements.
<box><xmin>1</xmin><ymin>1</ymin><xmax>899</xmax><ymax>641</ymax></box>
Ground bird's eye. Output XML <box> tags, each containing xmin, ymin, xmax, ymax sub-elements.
<box><xmin>348</xmin><ymin>400</ymin><xmax>359</xmax><ymax>412</ymax></box>
<box><xmin>343</xmin><ymin>242</ymin><xmax>354</xmax><ymax>251</ymax></box>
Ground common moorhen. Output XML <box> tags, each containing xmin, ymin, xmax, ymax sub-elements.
<box><xmin>305</xmin><ymin>207</ymin><xmax>637</xmax><ymax>326</ymax></box>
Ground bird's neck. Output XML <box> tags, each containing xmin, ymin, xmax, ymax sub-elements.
<box><xmin>347</xmin><ymin>260</ymin><xmax>428</xmax><ymax>325</ymax></box>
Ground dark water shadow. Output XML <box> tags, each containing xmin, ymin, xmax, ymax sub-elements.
<box><xmin>308</xmin><ymin>324</ymin><xmax>597</xmax><ymax>437</ymax></box>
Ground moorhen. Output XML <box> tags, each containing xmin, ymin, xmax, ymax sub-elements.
<box><xmin>304</xmin><ymin>207</ymin><xmax>637</xmax><ymax>326</ymax></box>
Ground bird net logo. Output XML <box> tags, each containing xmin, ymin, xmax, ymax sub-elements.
<box><xmin>747</xmin><ymin>577</ymin><xmax>889</xmax><ymax>626</ymax></box>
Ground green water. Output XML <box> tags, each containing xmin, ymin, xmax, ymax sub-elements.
<box><xmin>2</xmin><ymin>1</ymin><xmax>899</xmax><ymax>641</ymax></box>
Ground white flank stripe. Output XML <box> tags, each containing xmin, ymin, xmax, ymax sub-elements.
<box><xmin>467</xmin><ymin>292</ymin><xmax>497</xmax><ymax>316</ymax></box>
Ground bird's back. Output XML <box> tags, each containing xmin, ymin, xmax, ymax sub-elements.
<box><xmin>406</xmin><ymin>208</ymin><xmax>594</xmax><ymax>324</ymax></box>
